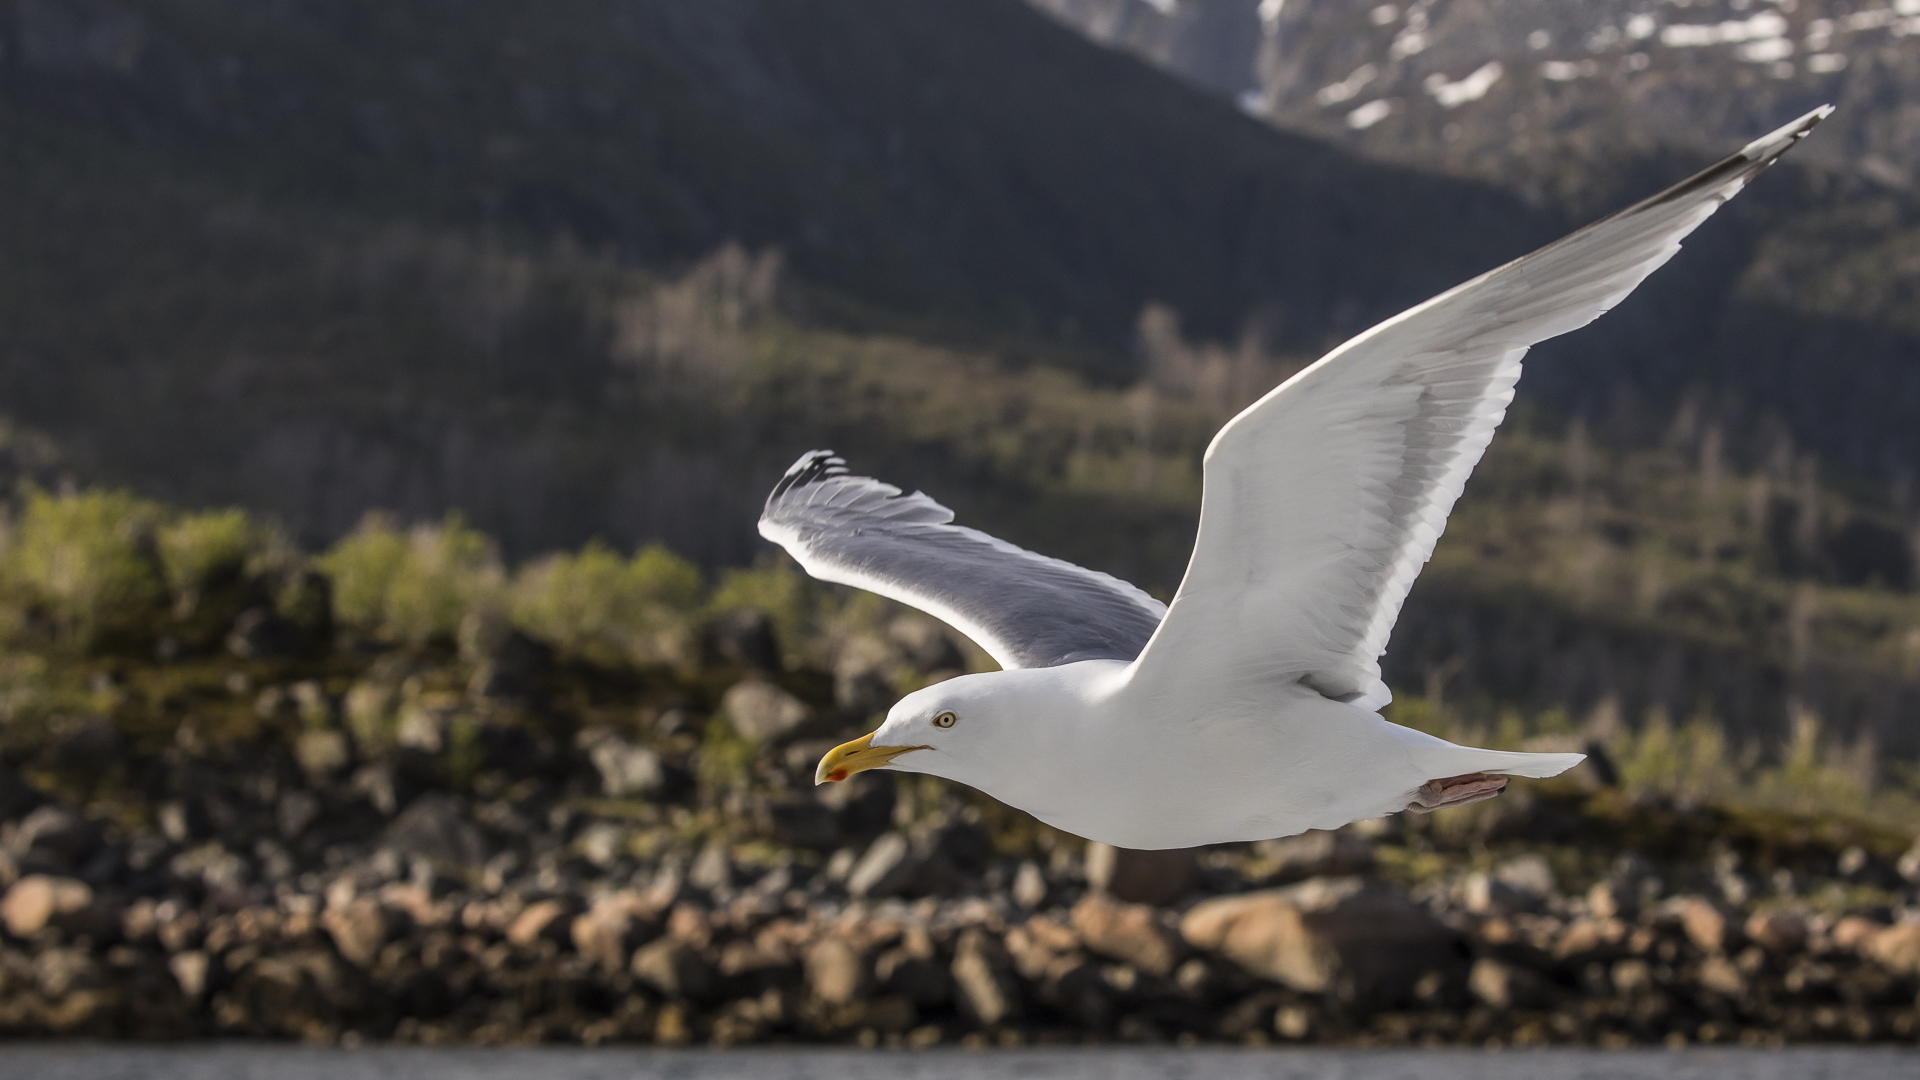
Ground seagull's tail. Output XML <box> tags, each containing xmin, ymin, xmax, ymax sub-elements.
<box><xmin>1383</xmin><ymin>723</ymin><xmax>1586</xmax><ymax>780</ymax></box>
<box><xmin>1471</xmin><ymin>750</ymin><xmax>1586</xmax><ymax>779</ymax></box>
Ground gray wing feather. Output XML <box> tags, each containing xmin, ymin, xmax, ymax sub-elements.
<box><xmin>758</xmin><ymin>452</ymin><xmax>1166</xmax><ymax>670</ymax></box>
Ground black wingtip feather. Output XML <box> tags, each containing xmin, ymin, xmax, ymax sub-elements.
<box><xmin>769</xmin><ymin>450</ymin><xmax>848</xmax><ymax>504</ymax></box>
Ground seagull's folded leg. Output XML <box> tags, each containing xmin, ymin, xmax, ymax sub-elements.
<box><xmin>1405</xmin><ymin>773</ymin><xmax>1509</xmax><ymax>814</ymax></box>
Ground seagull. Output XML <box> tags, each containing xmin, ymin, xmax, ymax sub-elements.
<box><xmin>762</xmin><ymin>108</ymin><xmax>1830</xmax><ymax>850</ymax></box>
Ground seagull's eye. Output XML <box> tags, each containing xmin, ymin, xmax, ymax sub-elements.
<box><xmin>932</xmin><ymin>711</ymin><xmax>958</xmax><ymax>729</ymax></box>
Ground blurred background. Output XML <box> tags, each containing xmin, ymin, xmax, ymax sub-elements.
<box><xmin>1</xmin><ymin>0</ymin><xmax>1919</xmax><ymax>1056</ymax></box>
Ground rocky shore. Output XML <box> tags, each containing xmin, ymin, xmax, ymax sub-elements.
<box><xmin>2</xmin><ymin>611</ymin><xmax>1919</xmax><ymax>1047</ymax></box>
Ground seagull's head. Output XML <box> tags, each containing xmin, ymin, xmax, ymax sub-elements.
<box><xmin>813</xmin><ymin>671</ymin><xmax>1021</xmax><ymax>788</ymax></box>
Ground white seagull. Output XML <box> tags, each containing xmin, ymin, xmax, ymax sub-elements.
<box><xmin>762</xmin><ymin>108</ymin><xmax>1830</xmax><ymax>850</ymax></box>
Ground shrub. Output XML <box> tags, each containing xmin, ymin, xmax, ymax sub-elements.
<box><xmin>509</xmin><ymin>541</ymin><xmax>704</xmax><ymax>665</ymax></box>
<box><xmin>5</xmin><ymin>488</ymin><xmax>167</xmax><ymax>648</ymax></box>
<box><xmin>321</xmin><ymin>512</ymin><xmax>502</xmax><ymax>645</ymax></box>
<box><xmin>156</xmin><ymin>508</ymin><xmax>260</xmax><ymax>617</ymax></box>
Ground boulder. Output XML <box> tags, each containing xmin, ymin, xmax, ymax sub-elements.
<box><xmin>1070</xmin><ymin>893</ymin><xmax>1186</xmax><ymax>977</ymax></box>
<box><xmin>1</xmin><ymin>875</ymin><xmax>94</xmax><ymax>938</ymax></box>
<box><xmin>169</xmin><ymin>950</ymin><xmax>211</xmax><ymax>999</ymax></box>
<box><xmin>585</xmin><ymin>733</ymin><xmax>664</xmax><ymax>798</ymax></box>
<box><xmin>0</xmin><ymin>765</ymin><xmax>44</xmax><ymax>821</ymax></box>
<box><xmin>806</xmin><ymin>938</ymin><xmax>870</xmax><ymax>1005</ymax></box>
<box><xmin>227</xmin><ymin>606</ymin><xmax>302</xmax><ymax>659</ymax></box>
<box><xmin>702</xmin><ymin>609</ymin><xmax>781</xmax><ymax>671</ymax></box>
<box><xmin>322</xmin><ymin>898</ymin><xmax>395</xmax><ymax>967</ymax></box>
<box><xmin>876</xmin><ymin>943</ymin><xmax>950</xmax><ymax>1007</ymax></box>
<box><xmin>1493</xmin><ymin>853</ymin><xmax>1557</xmax><ymax>901</ymax></box>
<box><xmin>888</xmin><ymin>615</ymin><xmax>964</xmax><ymax>673</ymax></box>
<box><xmin>1468</xmin><ymin>956</ymin><xmax>1549</xmax><ymax>1010</ymax></box>
<box><xmin>1670</xmin><ymin>896</ymin><xmax>1731</xmax><ymax>954</ymax></box>
<box><xmin>507</xmin><ymin>899</ymin><xmax>576</xmax><ymax>947</ymax></box>
<box><xmin>382</xmin><ymin>793</ymin><xmax>489</xmax><ymax>871</ymax></box>
<box><xmin>1251</xmin><ymin>831</ymin><xmax>1375</xmax><ymax>884</ymax></box>
<box><xmin>1180</xmin><ymin>876</ymin><xmax>1463</xmax><ymax>1006</ymax></box>
<box><xmin>1696</xmin><ymin>954</ymin><xmax>1746</xmax><ymax>998</ymax></box>
<box><xmin>1897</xmin><ymin>837</ymin><xmax>1920</xmax><ymax>883</ymax></box>
<box><xmin>293</xmin><ymin>730</ymin><xmax>352</xmax><ymax>780</ymax></box>
<box><xmin>571</xmin><ymin>895</ymin><xmax>651</xmax><ymax>973</ymax></box>
<box><xmin>721</xmin><ymin>679</ymin><xmax>814</xmax><ymax>743</ymax></box>
<box><xmin>833</xmin><ymin>634</ymin><xmax>898</xmax><ymax>717</ymax></box>
<box><xmin>950</xmin><ymin>928</ymin><xmax>1022</xmax><ymax>1026</ymax></box>
<box><xmin>847</xmin><ymin>833</ymin><xmax>918</xmax><ymax>899</ymax></box>
<box><xmin>1084</xmin><ymin>843</ymin><xmax>1199</xmax><ymax>906</ymax></box>
<box><xmin>631</xmin><ymin>937</ymin><xmax>717</xmax><ymax>1001</ymax></box>
<box><xmin>1744</xmin><ymin>909</ymin><xmax>1807</xmax><ymax>954</ymax></box>
<box><xmin>1864</xmin><ymin>922</ymin><xmax>1920</xmax><ymax>976</ymax></box>
<box><xmin>6</xmin><ymin>806</ymin><xmax>103</xmax><ymax>870</ymax></box>
<box><xmin>1012</xmin><ymin>860</ymin><xmax>1048</xmax><ymax>910</ymax></box>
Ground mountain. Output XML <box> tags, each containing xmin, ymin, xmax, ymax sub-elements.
<box><xmin>1030</xmin><ymin>0</ymin><xmax>1920</xmax><ymax>483</ymax></box>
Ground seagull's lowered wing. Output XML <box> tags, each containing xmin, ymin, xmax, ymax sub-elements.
<box><xmin>758</xmin><ymin>451</ymin><xmax>1166</xmax><ymax>670</ymax></box>
<box><xmin>1129</xmin><ymin>107</ymin><xmax>1830</xmax><ymax>711</ymax></box>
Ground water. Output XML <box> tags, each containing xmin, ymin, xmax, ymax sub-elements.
<box><xmin>0</xmin><ymin>1045</ymin><xmax>1915</xmax><ymax>1080</ymax></box>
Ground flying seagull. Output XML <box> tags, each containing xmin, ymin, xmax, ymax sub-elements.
<box><xmin>760</xmin><ymin>107</ymin><xmax>1830</xmax><ymax>850</ymax></box>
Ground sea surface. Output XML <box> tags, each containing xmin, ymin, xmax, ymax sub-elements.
<box><xmin>1</xmin><ymin>1045</ymin><xmax>1916</xmax><ymax>1080</ymax></box>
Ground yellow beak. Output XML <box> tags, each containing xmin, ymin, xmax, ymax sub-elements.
<box><xmin>815</xmin><ymin>732</ymin><xmax>929</xmax><ymax>785</ymax></box>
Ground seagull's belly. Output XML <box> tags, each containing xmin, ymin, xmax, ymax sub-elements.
<box><xmin>1000</xmin><ymin>693</ymin><xmax>1430</xmax><ymax>849</ymax></box>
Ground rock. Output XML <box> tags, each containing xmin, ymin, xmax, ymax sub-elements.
<box><xmin>848</xmin><ymin>833</ymin><xmax>919</xmax><ymax>898</ymax></box>
<box><xmin>688</xmin><ymin>842</ymin><xmax>735</xmax><ymax>892</ymax></box>
<box><xmin>293</xmin><ymin>730</ymin><xmax>352</xmax><ymax>780</ymax></box>
<box><xmin>584</xmin><ymin>732</ymin><xmax>664</xmax><ymax>797</ymax></box>
<box><xmin>1012</xmin><ymin>860</ymin><xmax>1048</xmax><ymax>910</ymax></box>
<box><xmin>1461</xmin><ymin>872</ymin><xmax>1532</xmax><ymax>917</ymax></box>
<box><xmin>169</xmin><ymin>950</ymin><xmax>210</xmax><ymax>999</ymax></box>
<box><xmin>572</xmin><ymin>896</ymin><xmax>651</xmax><ymax>973</ymax></box>
<box><xmin>1</xmin><ymin>875</ymin><xmax>93</xmax><ymax>938</ymax></box>
<box><xmin>1251</xmin><ymin>831</ymin><xmax>1375</xmax><ymax>884</ymax></box>
<box><xmin>1180</xmin><ymin>876</ymin><xmax>1463</xmax><ymax>1006</ymax></box>
<box><xmin>227</xmin><ymin>605</ymin><xmax>301</xmax><ymax>659</ymax></box>
<box><xmin>1831</xmin><ymin>915</ymin><xmax>1887</xmax><ymax>952</ymax></box>
<box><xmin>1493</xmin><ymin>853</ymin><xmax>1557</xmax><ymax>901</ymax></box>
<box><xmin>34</xmin><ymin>946</ymin><xmax>103</xmax><ymax>997</ymax></box>
<box><xmin>1744</xmin><ymin>909</ymin><xmax>1807</xmax><ymax>954</ymax></box>
<box><xmin>1898</xmin><ymin>838</ymin><xmax>1920</xmax><ymax>883</ymax></box>
<box><xmin>876</xmin><ymin>943</ymin><xmax>950</xmax><ymax>1007</ymax></box>
<box><xmin>6</xmin><ymin>806</ymin><xmax>102</xmax><ymax>870</ymax></box>
<box><xmin>1085</xmin><ymin>843</ymin><xmax>1199</xmax><ymax>906</ymax></box>
<box><xmin>816</xmin><ymin>776</ymin><xmax>896</xmax><ymax>838</ymax></box>
<box><xmin>1587</xmin><ymin>879</ymin><xmax>1635</xmax><ymax>920</ymax></box>
<box><xmin>833</xmin><ymin>634</ymin><xmax>898</xmax><ymax>717</ymax></box>
<box><xmin>631</xmin><ymin>937</ymin><xmax>717</xmax><ymax>1001</ymax></box>
<box><xmin>721</xmin><ymin>679</ymin><xmax>814</xmax><ymax>743</ymax></box>
<box><xmin>702</xmin><ymin>609</ymin><xmax>781</xmax><ymax>671</ymax></box>
<box><xmin>888</xmin><ymin>615</ymin><xmax>964</xmax><ymax>673</ymax></box>
<box><xmin>1611</xmin><ymin>958</ymin><xmax>1655</xmax><ymax>995</ymax></box>
<box><xmin>1551</xmin><ymin>916</ymin><xmax>1625</xmax><ymax>961</ymax></box>
<box><xmin>765</xmin><ymin>798</ymin><xmax>840</xmax><ymax>849</ymax></box>
<box><xmin>1468</xmin><ymin>956</ymin><xmax>1548</xmax><ymax>1009</ymax></box>
<box><xmin>951</xmin><ymin>928</ymin><xmax>1022</xmax><ymax>1026</ymax></box>
<box><xmin>321</xmin><ymin>898</ymin><xmax>395</xmax><ymax>967</ymax></box>
<box><xmin>806</xmin><ymin>938</ymin><xmax>870</xmax><ymax>1005</ymax></box>
<box><xmin>0</xmin><ymin>765</ymin><xmax>44</xmax><ymax>821</ymax></box>
<box><xmin>1864</xmin><ymin>923</ymin><xmax>1920</xmax><ymax>976</ymax></box>
<box><xmin>466</xmin><ymin>628</ymin><xmax>555</xmax><ymax>706</ymax></box>
<box><xmin>382</xmin><ymin>793</ymin><xmax>489</xmax><ymax>871</ymax></box>
<box><xmin>1671</xmin><ymin>896</ymin><xmax>1731</xmax><ymax>954</ymax></box>
<box><xmin>1071</xmin><ymin>893</ymin><xmax>1185</xmax><ymax>977</ymax></box>
<box><xmin>1697</xmin><ymin>954</ymin><xmax>1746</xmax><ymax>997</ymax></box>
<box><xmin>277</xmin><ymin>790</ymin><xmax>322</xmax><ymax>840</ymax></box>
<box><xmin>507</xmin><ymin>899</ymin><xmax>576</xmax><ymax>946</ymax></box>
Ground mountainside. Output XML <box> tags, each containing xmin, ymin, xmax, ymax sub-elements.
<box><xmin>1030</xmin><ymin>0</ymin><xmax>1920</xmax><ymax>481</ymax></box>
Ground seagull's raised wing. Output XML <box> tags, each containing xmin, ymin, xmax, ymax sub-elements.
<box><xmin>758</xmin><ymin>451</ymin><xmax>1166</xmax><ymax>670</ymax></box>
<box><xmin>1130</xmin><ymin>107</ymin><xmax>1830</xmax><ymax>711</ymax></box>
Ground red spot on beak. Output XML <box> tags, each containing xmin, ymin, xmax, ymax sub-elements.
<box><xmin>827</xmin><ymin>768</ymin><xmax>849</xmax><ymax>782</ymax></box>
